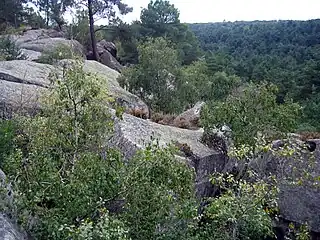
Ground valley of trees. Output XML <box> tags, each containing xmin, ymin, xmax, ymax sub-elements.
<box><xmin>190</xmin><ymin>20</ymin><xmax>320</xmax><ymax>131</ymax></box>
<box><xmin>0</xmin><ymin>0</ymin><xmax>319</xmax><ymax>239</ymax></box>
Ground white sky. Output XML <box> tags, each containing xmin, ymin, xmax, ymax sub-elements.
<box><xmin>118</xmin><ymin>0</ymin><xmax>320</xmax><ymax>23</ymax></box>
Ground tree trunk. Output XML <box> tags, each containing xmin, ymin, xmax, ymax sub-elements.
<box><xmin>88</xmin><ymin>0</ymin><xmax>99</xmax><ymax>61</ymax></box>
<box><xmin>45</xmin><ymin>0</ymin><xmax>49</xmax><ymax>26</ymax></box>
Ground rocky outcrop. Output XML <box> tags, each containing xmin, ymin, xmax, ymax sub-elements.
<box><xmin>172</xmin><ymin>101</ymin><xmax>205</xmax><ymax>129</ymax></box>
<box><xmin>109</xmin><ymin>113</ymin><xmax>229</xmax><ymax>198</ymax></box>
<box><xmin>87</xmin><ymin>40</ymin><xmax>123</xmax><ymax>73</ymax></box>
<box><xmin>0</xmin><ymin>60</ymin><xmax>148</xmax><ymax>118</ymax></box>
<box><xmin>9</xmin><ymin>29</ymin><xmax>123</xmax><ymax>71</ymax></box>
<box><xmin>81</xmin><ymin>60</ymin><xmax>148</xmax><ymax>115</ymax></box>
<box><xmin>97</xmin><ymin>40</ymin><xmax>117</xmax><ymax>57</ymax></box>
<box><xmin>0</xmin><ymin>60</ymin><xmax>53</xmax><ymax>117</ymax></box>
<box><xmin>9</xmin><ymin>29</ymin><xmax>84</xmax><ymax>61</ymax></box>
<box><xmin>268</xmin><ymin>139</ymin><xmax>320</xmax><ymax>233</ymax></box>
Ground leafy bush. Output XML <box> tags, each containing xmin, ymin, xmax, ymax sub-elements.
<box><xmin>0</xmin><ymin>36</ymin><xmax>26</xmax><ymax>60</ymax></box>
<box><xmin>37</xmin><ymin>44</ymin><xmax>81</xmax><ymax>64</ymax></box>
<box><xmin>2</xmin><ymin>60</ymin><xmax>197</xmax><ymax>240</ymax></box>
<box><xmin>62</xmin><ymin>209</ymin><xmax>130</xmax><ymax>240</ymax></box>
<box><xmin>189</xmin><ymin>173</ymin><xmax>276</xmax><ymax>240</ymax></box>
<box><xmin>122</xmin><ymin>142</ymin><xmax>197</xmax><ymax>240</ymax></box>
<box><xmin>201</xmin><ymin>82</ymin><xmax>301</xmax><ymax>146</ymax></box>
<box><xmin>0</xmin><ymin>120</ymin><xmax>16</xmax><ymax>165</ymax></box>
<box><xmin>179</xmin><ymin>60</ymin><xmax>241</xmax><ymax>104</ymax></box>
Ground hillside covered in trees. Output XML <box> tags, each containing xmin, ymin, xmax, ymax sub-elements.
<box><xmin>190</xmin><ymin>20</ymin><xmax>320</xmax><ymax>130</ymax></box>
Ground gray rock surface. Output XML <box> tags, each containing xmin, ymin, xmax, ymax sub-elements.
<box><xmin>0</xmin><ymin>214</ymin><xmax>28</xmax><ymax>240</ymax></box>
<box><xmin>97</xmin><ymin>40</ymin><xmax>117</xmax><ymax>57</ymax></box>
<box><xmin>99</xmin><ymin>51</ymin><xmax>123</xmax><ymax>73</ymax></box>
<box><xmin>0</xmin><ymin>60</ymin><xmax>53</xmax><ymax>117</ymax></box>
<box><xmin>19</xmin><ymin>49</ymin><xmax>41</xmax><ymax>61</ymax></box>
<box><xmin>9</xmin><ymin>29</ymin><xmax>84</xmax><ymax>61</ymax></box>
<box><xmin>109</xmin><ymin>113</ymin><xmax>228</xmax><ymax>198</ymax></box>
<box><xmin>277</xmin><ymin>139</ymin><xmax>320</xmax><ymax>233</ymax></box>
<box><xmin>0</xmin><ymin>170</ymin><xmax>27</xmax><ymax>240</ymax></box>
<box><xmin>0</xmin><ymin>60</ymin><xmax>147</xmax><ymax>118</ymax></box>
<box><xmin>87</xmin><ymin>40</ymin><xmax>123</xmax><ymax>72</ymax></box>
<box><xmin>250</xmin><ymin>138</ymin><xmax>320</xmax><ymax>233</ymax></box>
<box><xmin>81</xmin><ymin>60</ymin><xmax>147</xmax><ymax>113</ymax></box>
<box><xmin>173</xmin><ymin>101</ymin><xmax>205</xmax><ymax>129</ymax></box>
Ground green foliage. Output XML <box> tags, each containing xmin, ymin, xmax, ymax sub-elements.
<box><xmin>67</xmin><ymin>10</ymin><xmax>104</xmax><ymax>50</ymax></box>
<box><xmin>0</xmin><ymin>0</ymin><xmax>28</xmax><ymax>30</ymax></box>
<box><xmin>104</xmin><ymin>0</ymin><xmax>200</xmax><ymax>66</ymax></box>
<box><xmin>67</xmin><ymin>10</ymin><xmax>90</xmax><ymax>48</ymax></box>
<box><xmin>62</xmin><ymin>209</ymin><xmax>130</xmax><ymax>240</ymax></box>
<box><xmin>140</xmin><ymin>0</ymin><xmax>180</xmax><ymax>26</ymax></box>
<box><xmin>33</xmin><ymin>0</ymin><xmax>74</xmax><ymax>28</ymax></box>
<box><xmin>0</xmin><ymin>36</ymin><xmax>26</xmax><ymax>61</ymax></box>
<box><xmin>2</xmin><ymin>61</ymin><xmax>123</xmax><ymax>239</ymax></box>
<box><xmin>0</xmin><ymin>120</ymin><xmax>16</xmax><ymax>164</ymax></box>
<box><xmin>190</xmin><ymin>174</ymin><xmax>276</xmax><ymax>240</ymax></box>
<box><xmin>139</xmin><ymin>0</ymin><xmax>200</xmax><ymax>65</ymax></box>
<box><xmin>178</xmin><ymin>60</ymin><xmax>241</xmax><ymax>105</ymax></box>
<box><xmin>201</xmin><ymin>83</ymin><xmax>301</xmax><ymax>146</ymax></box>
<box><xmin>37</xmin><ymin>44</ymin><xmax>81</xmax><ymax>64</ymax></box>
<box><xmin>292</xmin><ymin>223</ymin><xmax>311</xmax><ymax>240</ymax></box>
<box><xmin>119</xmin><ymin>37</ymin><xmax>183</xmax><ymax>113</ymax></box>
<box><xmin>122</xmin><ymin>142</ymin><xmax>196</xmax><ymax>240</ymax></box>
<box><xmin>190</xmin><ymin>20</ymin><xmax>320</xmax><ymax>130</ymax></box>
<box><xmin>301</xmin><ymin>92</ymin><xmax>320</xmax><ymax>131</ymax></box>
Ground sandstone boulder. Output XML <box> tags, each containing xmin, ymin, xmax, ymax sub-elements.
<box><xmin>0</xmin><ymin>60</ymin><xmax>148</xmax><ymax>118</ymax></box>
<box><xmin>97</xmin><ymin>40</ymin><xmax>117</xmax><ymax>58</ymax></box>
<box><xmin>274</xmin><ymin>139</ymin><xmax>320</xmax><ymax>233</ymax></box>
<box><xmin>9</xmin><ymin>29</ymin><xmax>84</xmax><ymax>61</ymax></box>
<box><xmin>173</xmin><ymin>101</ymin><xmax>205</xmax><ymax>129</ymax></box>
<box><xmin>87</xmin><ymin>40</ymin><xmax>123</xmax><ymax>73</ymax></box>
<box><xmin>0</xmin><ymin>60</ymin><xmax>54</xmax><ymax>117</ymax></box>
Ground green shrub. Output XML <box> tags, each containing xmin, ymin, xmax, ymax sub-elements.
<box><xmin>122</xmin><ymin>142</ymin><xmax>197</xmax><ymax>240</ymax></box>
<box><xmin>0</xmin><ymin>36</ymin><xmax>26</xmax><ymax>60</ymax></box>
<box><xmin>61</xmin><ymin>209</ymin><xmax>130</xmax><ymax>240</ymax></box>
<box><xmin>118</xmin><ymin>37</ymin><xmax>183</xmax><ymax>113</ymax></box>
<box><xmin>201</xmin><ymin>82</ymin><xmax>301</xmax><ymax>146</ymax></box>
<box><xmin>189</xmin><ymin>174</ymin><xmax>276</xmax><ymax>240</ymax></box>
<box><xmin>37</xmin><ymin>44</ymin><xmax>81</xmax><ymax>64</ymax></box>
<box><xmin>0</xmin><ymin>120</ymin><xmax>16</xmax><ymax>165</ymax></box>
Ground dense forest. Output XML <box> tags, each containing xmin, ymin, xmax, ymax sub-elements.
<box><xmin>189</xmin><ymin>20</ymin><xmax>320</xmax><ymax>130</ymax></box>
<box><xmin>0</xmin><ymin>0</ymin><xmax>320</xmax><ymax>239</ymax></box>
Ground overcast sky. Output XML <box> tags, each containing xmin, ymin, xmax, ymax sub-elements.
<box><xmin>118</xmin><ymin>0</ymin><xmax>320</xmax><ymax>23</ymax></box>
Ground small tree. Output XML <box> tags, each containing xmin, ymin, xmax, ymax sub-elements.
<box><xmin>119</xmin><ymin>37</ymin><xmax>182</xmax><ymax>113</ymax></box>
<box><xmin>140</xmin><ymin>0</ymin><xmax>200</xmax><ymax>65</ymax></box>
